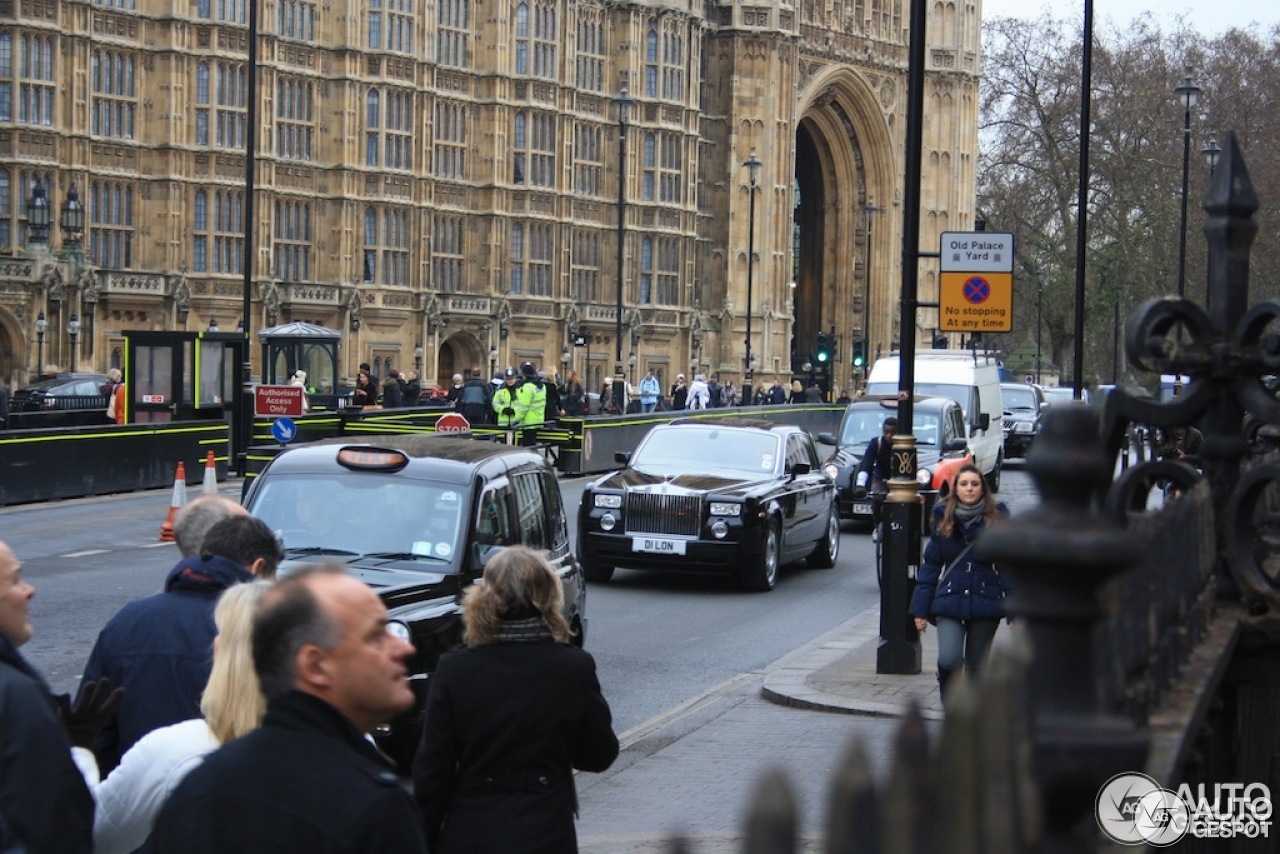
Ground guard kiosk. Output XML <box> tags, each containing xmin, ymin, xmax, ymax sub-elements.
<box><xmin>256</xmin><ymin>321</ymin><xmax>341</xmax><ymax>405</ymax></box>
<box><xmin>122</xmin><ymin>329</ymin><xmax>245</xmax><ymax>425</ymax></box>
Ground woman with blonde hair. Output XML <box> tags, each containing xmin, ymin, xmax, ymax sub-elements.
<box><xmin>414</xmin><ymin>546</ymin><xmax>618</xmax><ymax>853</ymax></box>
<box><xmin>91</xmin><ymin>581</ymin><xmax>273</xmax><ymax>854</ymax></box>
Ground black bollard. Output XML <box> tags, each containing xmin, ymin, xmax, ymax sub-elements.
<box><xmin>877</xmin><ymin>491</ymin><xmax>922</xmax><ymax>674</ymax></box>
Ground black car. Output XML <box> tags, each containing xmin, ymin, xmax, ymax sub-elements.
<box><xmin>10</xmin><ymin>373</ymin><xmax>109</xmax><ymax>412</ymax></box>
<box><xmin>818</xmin><ymin>396</ymin><xmax>973</xmax><ymax>523</ymax></box>
<box><xmin>1000</xmin><ymin>382</ymin><xmax>1044</xmax><ymax>458</ymax></box>
<box><xmin>578</xmin><ymin>419</ymin><xmax>840</xmax><ymax>592</ymax></box>
<box><xmin>242</xmin><ymin>434</ymin><xmax>586</xmax><ymax>770</ymax></box>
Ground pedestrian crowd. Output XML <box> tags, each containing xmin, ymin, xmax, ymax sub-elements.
<box><xmin>0</xmin><ymin>495</ymin><xmax>618</xmax><ymax>852</ymax></box>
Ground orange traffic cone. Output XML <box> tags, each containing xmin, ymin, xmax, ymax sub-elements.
<box><xmin>158</xmin><ymin>461</ymin><xmax>188</xmax><ymax>542</ymax></box>
<box><xmin>201</xmin><ymin>451</ymin><xmax>219</xmax><ymax>496</ymax></box>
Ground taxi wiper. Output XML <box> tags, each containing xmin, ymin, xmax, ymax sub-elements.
<box><xmin>286</xmin><ymin>546</ymin><xmax>359</xmax><ymax>556</ymax></box>
<box><xmin>362</xmin><ymin>551</ymin><xmax>451</xmax><ymax>563</ymax></box>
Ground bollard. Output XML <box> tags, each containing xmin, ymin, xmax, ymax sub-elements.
<box><xmin>876</xmin><ymin>497</ymin><xmax>922</xmax><ymax>674</ymax></box>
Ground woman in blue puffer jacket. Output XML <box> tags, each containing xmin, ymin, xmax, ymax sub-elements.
<box><xmin>909</xmin><ymin>463</ymin><xmax>1011</xmax><ymax>701</ymax></box>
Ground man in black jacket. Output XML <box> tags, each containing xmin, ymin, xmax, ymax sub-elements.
<box><xmin>79</xmin><ymin>506</ymin><xmax>282</xmax><ymax>771</ymax></box>
<box><xmin>0</xmin><ymin>540</ymin><xmax>97</xmax><ymax>853</ymax></box>
<box><xmin>152</xmin><ymin>565</ymin><xmax>427</xmax><ymax>853</ymax></box>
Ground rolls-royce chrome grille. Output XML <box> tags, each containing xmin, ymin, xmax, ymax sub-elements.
<box><xmin>624</xmin><ymin>493</ymin><xmax>702</xmax><ymax>537</ymax></box>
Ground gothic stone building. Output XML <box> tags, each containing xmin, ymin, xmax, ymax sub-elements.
<box><xmin>0</xmin><ymin>0</ymin><xmax>979</xmax><ymax>397</ymax></box>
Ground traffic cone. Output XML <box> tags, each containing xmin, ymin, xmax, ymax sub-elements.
<box><xmin>158</xmin><ymin>462</ymin><xmax>188</xmax><ymax>542</ymax></box>
<box><xmin>201</xmin><ymin>451</ymin><xmax>219</xmax><ymax>496</ymax></box>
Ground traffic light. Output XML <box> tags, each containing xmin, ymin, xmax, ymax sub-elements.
<box><xmin>814</xmin><ymin>331</ymin><xmax>833</xmax><ymax>364</ymax></box>
<box><xmin>852</xmin><ymin>338</ymin><xmax>866</xmax><ymax>369</ymax></box>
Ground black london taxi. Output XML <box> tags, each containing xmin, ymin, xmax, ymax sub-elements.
<box><xmin>242</xmin><ymin>434</ymin><xmax>585</xmax><ymax>770</ymax></box>
<box><xmin>578</xmin><ymin>419</ymin><xmax>840</xmax><ymax>592</ymax></box>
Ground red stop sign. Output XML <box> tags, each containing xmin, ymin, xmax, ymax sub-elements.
<box><xmin>435</xmin><ymin>412</ymin><xmax>471</xmax><ymax>434</ymax></box>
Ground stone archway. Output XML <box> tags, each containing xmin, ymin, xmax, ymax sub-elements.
<box><xmin>436</xmin><ymin>332</ymin><xmax>488</xmax><ymax>387</ymax></box>
<box><xmin>0</xmin><ymin>307</ymin><xmax>28</xmax><ymax>390</ymax></box>
<box><xmin>792</xmin><ymin>70</ymin><xmax>896</xmax><ymax>393</ymax></box>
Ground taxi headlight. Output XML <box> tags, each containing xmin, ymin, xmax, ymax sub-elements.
<box><xmin>916</xmin><ymin>468</ymin><xmax>932</xmax><ymax>486</ymax></box>
<box><xmin>822</xmin><ymin>463</ymin><xmax>840</xmax><ymax>481</ymax></box>
<box><xmin>594</xmin><ymin>494</ymin><xmax>623</xmax><ymax>509</ymax></box>
<box><xmin>708</xmin><ymin>502</ymin><xmax>741</xmax><ymax>517</ymax></box>
<box><xmin>386</xmin><ymin>620</ymin><xmax>412</xmax><ymax>642</ymax></box>
<box><xmin>600</xmin><ymin>513</ymin><xmax>617</xmax><ymax>531</ymax></box>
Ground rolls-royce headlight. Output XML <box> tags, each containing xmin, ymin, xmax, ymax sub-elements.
<box><xmin>711</xmin><ymin>521</ymin><xmax>729</xmax><ymax>539</ymax></box>
<box><xmin>594</xmin><ymin>494</ymin><xmax>622</xmax><ymax>509</ymax></box>
<box><xmin>822</xmin><ymin>463</ymin><xmax>840</xmax><ymax>480</ymax></box>
<box><xmin>916</xmin><ymin>468</ymin><xmax>932</xmax><ymax>486</ymax></box>
<box><xmin>386</xmin><ymin>620</ymin><xmax>412</xmax><ymax>642</ymax></box>
<box><xmin>709</xmin><ymin>502</ymin><xmax>741</xmax><ymax>517</ymax></box>
<box><xmin>600</xmin><ymin>513</ymin><xmax>617</xmax><ymax>531</ymax></box>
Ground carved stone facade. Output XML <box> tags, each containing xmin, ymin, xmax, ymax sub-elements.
<box><xmin>0</xmin><ymin>0</ymin><xmax>979</xmax><ymax>393</ymax></box>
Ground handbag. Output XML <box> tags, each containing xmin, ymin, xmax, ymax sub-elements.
<box><xmin>936</xmin><ymin>541</ymin><xmax>976</xmax><ymax>588</ymax></box>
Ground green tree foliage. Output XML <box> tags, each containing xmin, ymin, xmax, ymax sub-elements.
<box><xmin>977</xmin><ymin>14</ymin><xmax>1280</xmax><ymax>385</ymax></box>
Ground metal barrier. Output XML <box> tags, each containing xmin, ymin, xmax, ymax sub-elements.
<box><xmin>0</xmin><ymin>420</ymin><xmax>229</xmax><ymax>506</ymax></box>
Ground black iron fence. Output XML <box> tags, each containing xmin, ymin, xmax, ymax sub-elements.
<box><xmin>672</xmin><ymin>134</ymin><xmax>1279</xmax><ymax>851</ymax></box>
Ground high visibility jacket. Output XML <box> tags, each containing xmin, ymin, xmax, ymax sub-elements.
<box><xmin>514</xmin><ymin>378</ymin><xmax>547</xmax><ymax>427</ymax></box>
<box><xmin>492</xmin><ymin>384</ymin><xmax>519</xmax><ymax>427</ymax></box>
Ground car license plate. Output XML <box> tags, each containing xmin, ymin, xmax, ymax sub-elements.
<box><xmin>632</xmin><ymin>537</ymin><xmax>687</xmax><ymax>555</ymax></box>
<box><xmin>852</xmin><ymin>502</ymin><xmax>873</xmax><ymax>515</ymax></box>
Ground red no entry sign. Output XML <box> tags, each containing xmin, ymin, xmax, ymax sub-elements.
<box><xmin>435</xmin><ymin>412</ymin><xmax>471</xmax><ymax>434</ymax></box>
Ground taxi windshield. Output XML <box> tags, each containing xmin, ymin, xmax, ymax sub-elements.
<box><xmin>632</xmin><ymin>427</ymin><xmax>781</xmax><ymax>478</ymax></box>
<box><xmin>248</xmin><ymin>473</ymin><xmax>467</xmax><ymax>568</ymax></box>
<box><xmin>839</xmin><ymin>409</ymin><xmax>941</xmax><ymax>448</ymax></box>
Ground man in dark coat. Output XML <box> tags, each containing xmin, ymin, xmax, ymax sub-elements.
<box><xmin>457</xmin><ymin>371</ymin><xmax>493</xmax><ymax>425</ymax></box>
<box><xmin>151</xmin><ymin>566</ymin><xmax>427</xmax><ymax>853</ymax></box>
<box><xmin>0</xmin><ymin>539</ymin><xmax>96</xmax><ymax>853</ymax></box>
<box><xmin>381</xmin><ymin>368</ymin><xmax>404</xmax><ymax>407</ymax></box>
<box><xmin>79</xmin><ymin>509</ymin><xmax>283</xmax><ymax>771</ymax></box>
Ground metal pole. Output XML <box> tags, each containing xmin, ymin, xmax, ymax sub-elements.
<box><xmin>614</xmin><ymin>88</ymin><xmax>632</xmax><ymax>380</ymax></box>
<box><xmin>877</xmin><ymin>0</ymin><xmax>927</xmax><ymax>676</ymax></box>
<box><xmin>236</xmin><ymin>0</ymin><xmax>260</xmax><ymax>475</ymax></box>
<box><xmin>863</xmin><ymin>202</ymin><xmax>878</xmax><ymax>386</ymax></box>
<box><xmin>1177</xmin><ymin>96</ymin><xmax>1193</xmax><ymax>303</ymax></box>
<box><xmin>1035</xmin><ymin>274</ymin><xmax>1042</xmax><ymax>384</ymax></box>
<box><xmin>1071</xmin><ymin>0</ymin><xmax>1093</xmax><ymax>401</ymax></box>
<box><xmin>743</xmin><ymin>153</ymin><xmax>761</xmax><ymax>394</ymax></box>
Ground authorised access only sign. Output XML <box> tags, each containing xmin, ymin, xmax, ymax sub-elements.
<box><xmin>938</xmin><ymin>231</ymin><xmax>1015</xmax><ymax>333</ymax></box>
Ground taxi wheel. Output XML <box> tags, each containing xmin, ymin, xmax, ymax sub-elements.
<box><xmin>743</xmin><ymin>521</ymin><xmax>780</xmax><ymax>592</ymax></box>
<box><xmin>807</xmin><ymin>506</ymin><xmax>840</xmax><ymax>569</ymax></box>
<box><xmin>582</xmin><ymin>560</ymin><xmax>615</xmax><ymax>583</ymax></box>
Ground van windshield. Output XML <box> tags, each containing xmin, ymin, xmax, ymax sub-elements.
<box><xmin>865</xmin><ymin>382</ymin><xmax>973</xmax><ymax>418</ymax></box>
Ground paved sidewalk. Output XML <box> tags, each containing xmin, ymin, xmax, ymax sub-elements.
<box><xmin>576</xmin><ymin>608</ymin><xmax>943</xmax><ymax>853</ymax></box>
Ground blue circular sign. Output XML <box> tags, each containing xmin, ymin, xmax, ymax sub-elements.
<box><xmin>963</xmin><ymin>276</ymin><xmax>991</xmax><ymax>303</ymax></box>
<box><xmin>271</xmin><ymin>417</ymin><xmax>298</xmax><ymax>444</ymax></box>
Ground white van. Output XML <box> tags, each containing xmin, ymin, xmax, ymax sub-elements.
<box><xmin>865</xmin><ymin>351</ymin><xmax>1006</xmax><ymax>490</ymax></box>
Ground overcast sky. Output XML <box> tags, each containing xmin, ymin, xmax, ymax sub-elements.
<box><xmin>980</xmin><ymin>0</ymin><xmax>1273</xmax><ymax>35</ymax></box>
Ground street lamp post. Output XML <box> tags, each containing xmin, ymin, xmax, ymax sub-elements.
<box><xmin>35</xmin><ymin>312</ymin><xmax>46</xmax><ymax>379</ymax></box>
<box><xmin>1035</xmin><ymin>270</ymin><xmax>1043</xmax><ymax>385</ymax></box>
<box><xmin>1174</xmin><ymin>74</ymin><xmax>1201</xmax><ymax>304</ymax></box>
<box><xmin>67</xmin><ymin>314</ymin><xmax>80</xmax><ymax>372</ymax></box>
<box><xmin>413</xmin><ymin>342</ymin><xmax>423</xmax><ymax>372</ymax></box>
<box><xmin>489</xmin><ymin>346</ymin><xmax>498</xmax><ymax>379</ymax></box>
<box><xmin>743</xmin><ymin>152</ymin><xmax>762</xmax><ymax>392</ymax></box>
<box><xmin>1202</xmin><ymin>139</ymin><xmax>1222</xmax><ymax>313</ymax></box>
<box><xmin>862</xmin><ymin>201</ymin><xmax>879</xmax><ymax>385</ymax></box>
<box><xmin>613</xmin><ymin>87</ymin><xmax>635</xmax><ymax>381</ymax></box>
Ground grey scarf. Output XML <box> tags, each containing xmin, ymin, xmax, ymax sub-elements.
<box><xmin>953</xmin><ymin>500</ymin><xmax>985</xmax><ymax>528</ymax></box>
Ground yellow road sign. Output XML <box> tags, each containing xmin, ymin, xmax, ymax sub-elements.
<box><xmin>939</xmin><ymin>272</ymin><xmax>1012</xmax><ymax>333</ymax></box>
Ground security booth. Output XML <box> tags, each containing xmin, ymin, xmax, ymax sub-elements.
<box><xmin>256</xmin><ymin>321</ymin><xmax>341</xmax><ymax>409</ymax></box>
<box><xmin>123</xmin><ymin>329</ymin><xmax>245</xmax><ymax>424</ymax></box>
